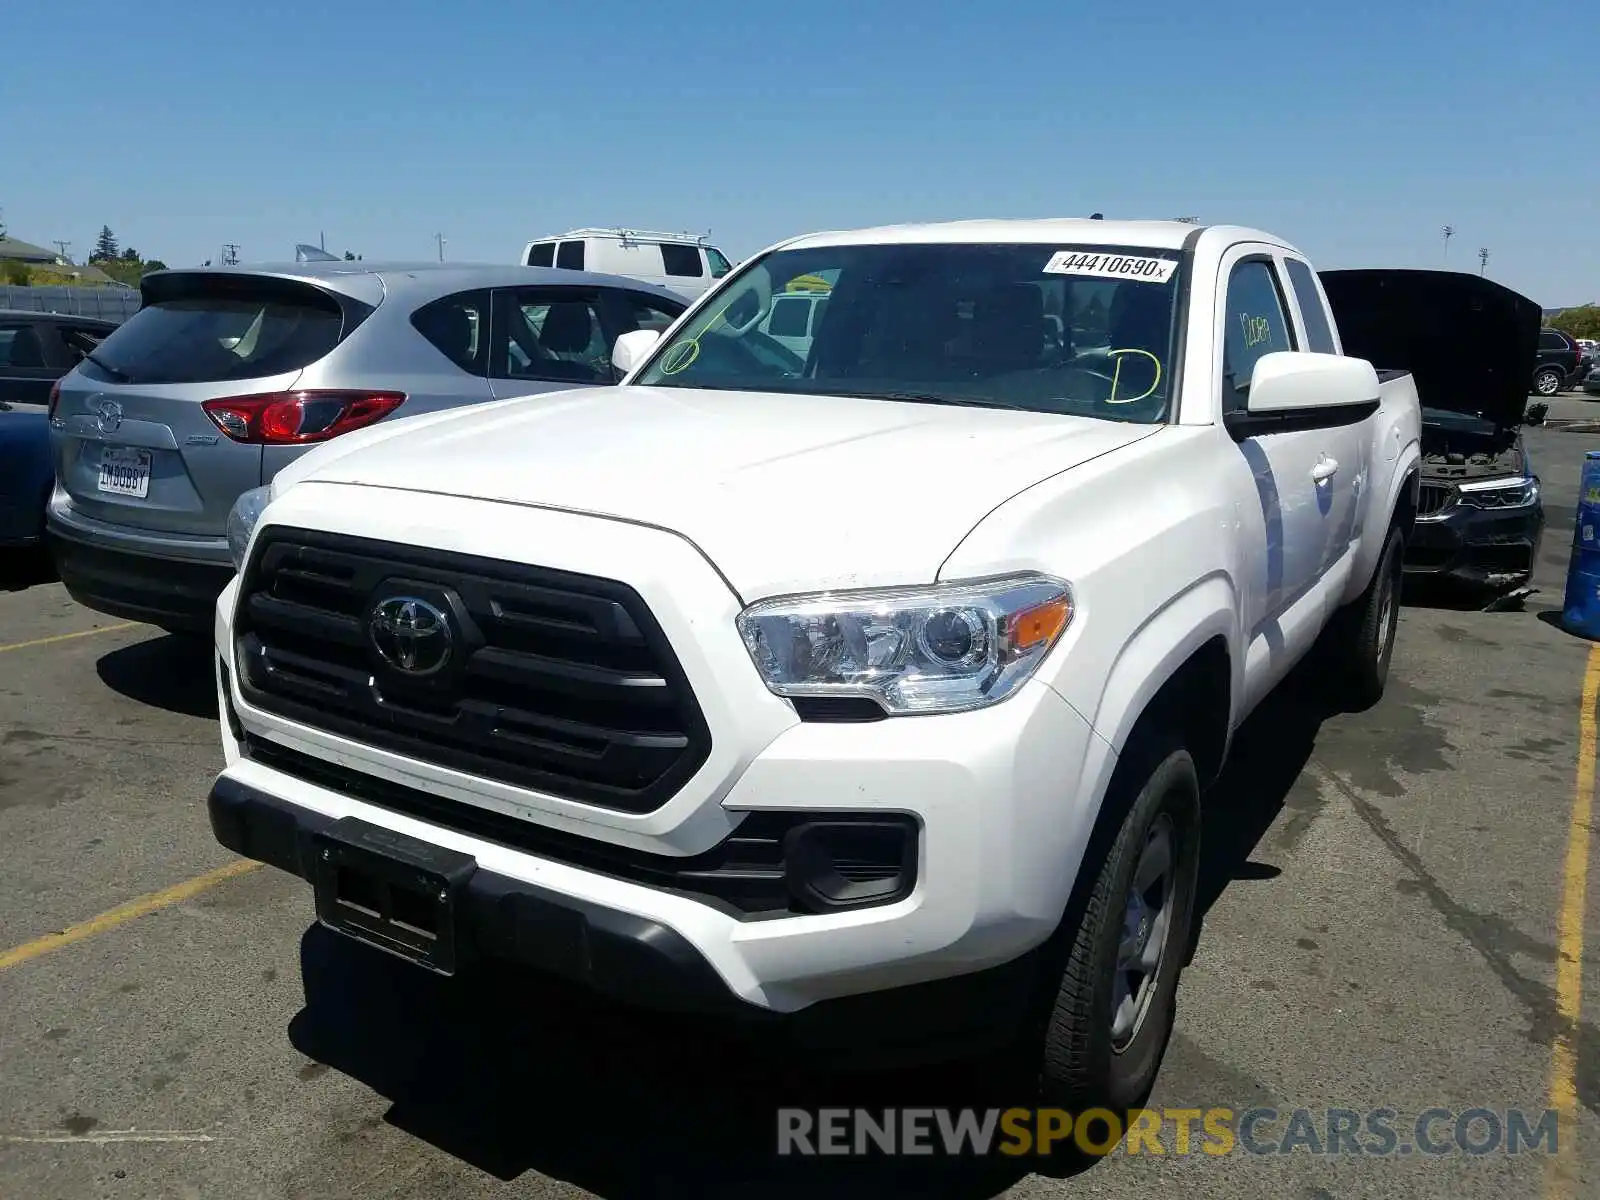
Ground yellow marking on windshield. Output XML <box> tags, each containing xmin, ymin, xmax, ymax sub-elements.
<box><xmin>1105</xmin><ymin>348</ymin><xmax>1162</xmax><ymax>405</ymax></box>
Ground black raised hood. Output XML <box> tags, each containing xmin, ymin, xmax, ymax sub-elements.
<box><xmin>1318</xmin><ymin>269</ymin><xmax>1539</xmax><ymax>432</ymax></box>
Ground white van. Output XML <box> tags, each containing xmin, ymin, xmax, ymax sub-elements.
<box><xmin>521</xmin><ymin>228</ymin><xmax>733</xmax><ymax>298</ymax></box>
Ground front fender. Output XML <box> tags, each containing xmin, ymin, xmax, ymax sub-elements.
<box><xmin>1063</xmin><ymin>572</ymin><xmax>1240</xmax><ymax>834</ymax></box>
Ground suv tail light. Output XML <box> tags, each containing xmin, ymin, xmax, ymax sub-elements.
<box><xmin>201</xmin><ymin>391</ymin><xmax>405</xmax><ymax>444</ymax></box>
<box><xmin>47</xmin><ymin>379</ymin><xmax>62</xmax><ymax>422</ymax></box>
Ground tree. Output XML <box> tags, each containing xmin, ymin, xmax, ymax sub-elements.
<box><xmin>1551</xmin><ymin>305</ymin><xmax>1600</xmax><ymax>342</ymax></box>
<box><xmin>90</xmin><ymin>225</ymin><xmax>119</xmax><ymax>263</ymax></box>
<box><xmin>343</xmin><ymin>250</ymin><xmax>363</xmax><ymax>261</ymax></box>
<box><xmin>143</xmin><ymin>259</ymin><xmax>168</xmax><ymax>273</ymax></box>
<box><xmin>2</xmin><ymin>260</ymin><xmax>30</xmax><ymax>286</ymax></box>
<box><xmin>121</xmin><ymin>246</ymin><xmax>140</xmax><ymax>262</ymax></box>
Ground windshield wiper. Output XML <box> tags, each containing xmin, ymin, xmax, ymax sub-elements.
<box><xmin>83</xmin><ymin>350</ymin><xmax>132</xmax><ymax>382</ymax></box>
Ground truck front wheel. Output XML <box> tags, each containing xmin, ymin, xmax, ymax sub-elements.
<box><xmin>1032</xmin><ymin>735</ymin><xmax>1201</xmax><ymax>1117</ymax></box>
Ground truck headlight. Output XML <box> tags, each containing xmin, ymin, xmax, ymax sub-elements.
<box><xmin>1456</xmin><ymin>475</ymin><xmax>1540</xmax><ymax>510</ymax></box>
<box><xmin>736</xmin><ymin>574</ymin><xmax>1073</xmax><ymax>715</ymax></box>
<box><xmin>226</xmin><ymin>484</ymin><xmax>273</xmax><ymax>571</ymax></box>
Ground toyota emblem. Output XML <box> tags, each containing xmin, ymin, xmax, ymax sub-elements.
<box><xmin>368</xmin><ymin>596</ymin><xmax>453</xmax><ymax>676</ymax></box>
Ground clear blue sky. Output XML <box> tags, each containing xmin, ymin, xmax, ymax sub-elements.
<box><xmin>2</xmin><ymin>0</ymin><xmax>1593</xmax><ymax>306</ymax></box>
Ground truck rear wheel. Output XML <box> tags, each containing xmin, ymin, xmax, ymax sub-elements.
<box><xmin>1032</xmin><ymin>735</ymin><xmax>1201</xmax><ymax>1121</ymax></box>
<box><xmin>1331</xmin><ymin>524</ymin><xmax>1404</xmax><ymax>708</ymax></box>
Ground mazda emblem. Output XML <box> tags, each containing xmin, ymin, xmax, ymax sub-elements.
<box><xmin>93</xmin><ymin>398</ymin><xmax>123</xmax><ymax>435</ymax></box>
<box><xmin>368</xmin><ymin>596</ymin><xmax>453</xmax><ymax>676</ymax></box>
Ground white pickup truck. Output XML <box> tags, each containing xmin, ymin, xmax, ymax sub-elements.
<box><xmin>209</xmin><ymin>219</ymin><xmax>1436</xmax><ymax>1112</ymax></box>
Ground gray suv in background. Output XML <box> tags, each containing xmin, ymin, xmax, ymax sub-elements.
<box><xmin>46</xmin><ymin>262</ymin><xmax>689</xmax><ymax>633</ymax></box>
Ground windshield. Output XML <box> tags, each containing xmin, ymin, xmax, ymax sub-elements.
<box><xmin>631</xmin><ymin>242</ymin><xmax>1183</xmax><ymax>423</ymax></box>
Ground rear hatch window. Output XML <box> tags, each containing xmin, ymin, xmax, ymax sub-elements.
<box><xmin>85</xmin><ymin>274</ymin><xmax>365</xmax><ymax>386</ymax></box>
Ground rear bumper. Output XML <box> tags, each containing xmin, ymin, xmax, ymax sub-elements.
<box><xmin>1405</xmin><ymin>502</ymin><xmax>1545</xmax><ymax>588</ymax></box>
<box><xmin>47</xmin><ymin>493</ymin><xmax>233</xmax><ymax>630</ymax></box>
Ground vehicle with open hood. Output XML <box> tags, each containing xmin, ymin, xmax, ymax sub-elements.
<box><xmin>1320</xmin><ymin>269</ymin><xmax>1545</xmax><ymax>593</ymax></box>
<box><xmin>209</xmin><ymin>218</ymin><xmax>1428</xmax><ymax>1119</ymax></box>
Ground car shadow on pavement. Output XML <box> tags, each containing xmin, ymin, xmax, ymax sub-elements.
<box><xmin>283</xmin><ymin>665</ymin><xmax>1355</xmax><ymax>1196</ymax></box>
<box><xmin>0</xmin><ymin>547</ymin><xmax>56</xmax><ymax>592</ymax></box>
<box><xmin>289</xmin><ymin>926</ymin><xmax>1043</xmax><ymax>1197</ymax></box>
<box><xmin>1190</xmin><ymin>657</ymin><xmax>1349</xmax><ymax>938</ymax></box>
<box><xmin>95</xmin><ymin>634</ymin><xmax>217</xmax><ymax>720</ymax></box>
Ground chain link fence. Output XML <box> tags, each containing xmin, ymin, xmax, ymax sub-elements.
<box><xmin>0</xmin><ymin>285</ymin><xmax>141</xmax><ymax>324</ymax></box>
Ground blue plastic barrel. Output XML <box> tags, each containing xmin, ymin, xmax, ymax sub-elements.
<box><xmin>1563</xmin><ymin>451</ymin><xmax>1600</xmax><ymax>640</ymax></box>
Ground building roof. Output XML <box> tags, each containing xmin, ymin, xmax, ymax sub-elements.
<box><xmin>0</xmin><ymin>236</ymin><xmax>62</xmax><ymax>263</ymax></box>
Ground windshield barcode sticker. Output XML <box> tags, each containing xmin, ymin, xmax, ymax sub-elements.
<box><xmin>1043</xmin><ymin>252</ymin><xmax>1178</xmax><ymax>283</ymax></box>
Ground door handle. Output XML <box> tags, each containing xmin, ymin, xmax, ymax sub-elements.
<box><xmin>1311</xmin><ymin>456</ymin><xmax>1339</xmax><ymax>484</ymax></box>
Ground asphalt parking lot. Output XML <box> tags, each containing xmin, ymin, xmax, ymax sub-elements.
<box><xmin>1</xmin><ymin>425</ymin><xmax>1598</xmax><ymax>1200</ymax></box>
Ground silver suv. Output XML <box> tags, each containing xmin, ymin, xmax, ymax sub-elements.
<box><xmin>46</xmin><ymin>262</ymin><xmax>689</xmax><ymax>633</ymax></box>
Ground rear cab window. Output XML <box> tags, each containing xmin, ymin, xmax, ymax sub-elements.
<box><xmin>556</xmin><ymin>241</ymin><xmax>586</xmax><ymax>270</ymax></box>
<box><xmin>75</xmin><ymin>275</ymin><xmax>363</xmax><ymax>386</ymax></box>
<box><xmin>1222</xmin><ymin>260</ymin><xmax>1296</xmax><ymax>412</ymax></box>
<box><xmin>1282</xmin><ymin>258</ymin><xmax>1337</xmax><ymax>354</ymax></box>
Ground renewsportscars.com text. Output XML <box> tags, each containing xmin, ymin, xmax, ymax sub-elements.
<box><xmin>776</xmin><ymin>1106</ymin><xmax>1559</xmax><ymax>1158</ymax></box>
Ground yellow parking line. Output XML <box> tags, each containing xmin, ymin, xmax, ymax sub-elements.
<box><xmin>0</xmin><ymin>622</ymin><xmax>138</xmax><ymax>655</ymax></box>
<box><xmin>0</xmin><ymin>860</ymin><xmax>260</xmax><ymax>972</ymax></box>
<box><xmin>1545</xmin><ymin>643</ymin><xmax>1600</xmax><ymax>1200</ymax></box>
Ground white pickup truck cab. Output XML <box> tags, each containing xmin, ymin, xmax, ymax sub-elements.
<box><xmin>210</xmin><ymin>219</ymin><xmax>1430</xmax><ymax>1111</ymax></box>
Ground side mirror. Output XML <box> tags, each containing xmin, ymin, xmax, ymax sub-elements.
<box><xmin>1224</xmin><ymin>351</ymin><xmax>1381</xmax><ymax>440</ymax></box>
<box><xmin>611</xmin><ymin>329</ymin><xmax>661</xmax><ymax>380</ymax></box>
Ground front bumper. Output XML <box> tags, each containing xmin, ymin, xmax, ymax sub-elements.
<box><xmin>216</xmin><ymin>664</ymin><xmax>1097</xmax><ymax>1015</ymax></box>
<box><xmin>211</xmin><ymin>487</ymin><xmax>1104</xmax><ymax>1016</ymax></box>
<box><xmin>209</xmin><ymin>773</ymin><xmax>749</xmax><ymax>1014</ymax></box>
<box><xmin>1405</xmin><ymin>500</ymin><xmax>1545</xmax><ymax>588</ymax></box>
<box><xmin>47</xmin><ymin>490</ymin><xmax>233</xmax><ymax>631</ymax></box>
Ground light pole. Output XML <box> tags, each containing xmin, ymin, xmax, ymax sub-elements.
<box><xmin>1442</xmin><ymin>225</ymin><xmax>1454</xmax><ymax>264</ymax></box>
<box><xmin>1478</xmin><ymin>247</ymin><xmax>1489</xmax><ymax>277</ymax></box>
<box><xmin>434</xmin><ymin>233</ymin><xmax>446</xmax><ymax>263</ymax></box>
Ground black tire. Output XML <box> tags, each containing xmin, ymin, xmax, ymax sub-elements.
<box><xmin>1331</xmin><ymin>524</ymin><xmax>1404</xmax><ymax>708</ymax></box>
<box><xmin>1532</xmin><ymin>367</ymin><xmax>1564</xmax><ymax>397</ymax></box>
<box><xmin>1032</xmin><ymin>735</ymin><xmax>1201</xmax><ymax>1117</ymax></box>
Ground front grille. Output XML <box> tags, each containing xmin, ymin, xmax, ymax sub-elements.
<box><xmin>233</xmin><ymin>527</ymin><xmax>711</xmax><ymax>814</ymax></box>
<box><xmin>1417</xmin><ymin>483</ymin><xmax>1454</xmax><ymax>518</ymax></box>
<box><xmin>240</xmin><ymin>734</ymin><xmax>915</xmax><ymax>917</ymax></box>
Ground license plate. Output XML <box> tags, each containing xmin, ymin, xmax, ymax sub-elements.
<box><xmin>96</xmin><ymin>447</ymin><xmax>152</xmax><ymax>498</ymax></box>
<box><xmin>311</xmin><ymin>817</ymin><xmax>478</xmax><ymax>975</ymax></box>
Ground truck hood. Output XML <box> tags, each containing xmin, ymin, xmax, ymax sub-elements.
<box><xmin>277</xmin><ymin>385</ymin><xmax>1158</xmax><ymax>600</ymax></box>
<box><xmin>1318</xmin><ymin>268</ymin><xmax>1539</xmax><ymax>433</ymax></box>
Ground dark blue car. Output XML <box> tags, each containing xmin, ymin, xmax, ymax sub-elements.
<box><xmin>0</xmin><ymin>311</ymin><xmax>119</xmax><ymax>548</ymax></box>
